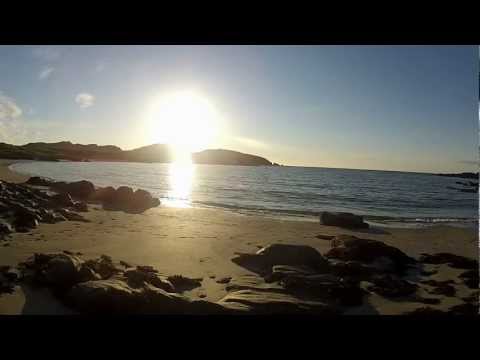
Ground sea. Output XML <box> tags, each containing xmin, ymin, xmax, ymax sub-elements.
<box><xmin>10</xmin><ymin>161</ymin><xmax>478</xmax><ymax>228</ymax></box>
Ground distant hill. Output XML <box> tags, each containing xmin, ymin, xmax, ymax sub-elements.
<box><xmin>0</xmin><ymin>141</ymin><xmax>274</xmax><ymax>166</ymax></box>
<box><xmin>192</xmin><ymin>149</ymin><xmax>272</xmax><ymax>166</ymax></box>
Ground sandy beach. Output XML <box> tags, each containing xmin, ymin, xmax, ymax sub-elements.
<box><xmin>0</xmin><ymin>160</ymin><xmax>478</xmax><ymax>315</ymax></box>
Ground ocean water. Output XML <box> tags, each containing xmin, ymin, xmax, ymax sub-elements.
<box><xmin>10</xmin><ymin>161</ymin><xmax>478</xmax><ymax>227</ymax></box>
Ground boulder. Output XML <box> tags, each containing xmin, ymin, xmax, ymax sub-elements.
<box><xmin>217</xmin><ymin>289</ymin><xmax>339</xmax><ymax>314</ymax></box>
<box><xmin>167</xmin><ymin>275</ymin><xmax>202</xmax><ymax>292</ymax></box>
<box><xmin>57</xmin><ymin>209</ymin><xmax>89</xmax><ymax>222</ymax></box>
<box><xmin>448</xmin><ymin>303</ymin><xmax>479</xmax><ymax>316</ymax></box>
<box><xmin>232</xmin><ymin>244</ymin><xmax>330</xmax><ymax>275</ymax></box>
<box><xmin>43</xmin><ymin>254</ymin><xmax>84</xmax><ymax>287</ymax></box>
<box><xmin>12</xmin><ymin>211</ymin><xmax>39</xmax><ymax>232</ymax></box>
<box><xmin>419</xmin><ymin>253</ymin><xmax>478</xmax><ymax>270</ymax></box>
<box><xmin>25</xmin><ymin>176</ymin><xmax>54</xmax><ymax>187</ymax></box>
<box><xmin>52</xmin><ymin>180</ymin><xmax>95</xmax><ymax>200</ymax></box>
<box><xmin>319</xmin><ymin>212</ymin><xmax>369</xmax><ymax>229</ymax></box>
<box><xmin>72</xmin><ymin>201</ymin><xmax>88</xmax><ymax>212</ymax></box>
<box><xmin>103</xmin><ymin>186</ymin><xmax>161</xmax><ymax>213</ymax></box>
<box><xmin>89</xmin><ymin>186</ymin><xmax>116</xmax><ymax>202</ymax></box>
<box><xmin>49</xmin><ymin>193</ymin><xmax>75</xmax><ymax>208</ymax></box>
<box><xmin>325</xmin><ymin>235</ymin><xmax>416</xmax><ymax>274</ymax></box>
<box><xmin>124</xmin><ymin>268</ymin><xmax>175</xmax><ymax>292</ymax></box>
<box><xmin>0</xmin><ymin>219</ymin><xmax>13</xmax><ymax>236</ymax></box>
<box><xmin>458</xmin><ymin>269</ymin><xmax>479</xmax><ymax>289</ymax></box>
<box><xmin>405</xmin><ymin>307</ymin><xmax>447</xmax><ymax>316</ymax></box>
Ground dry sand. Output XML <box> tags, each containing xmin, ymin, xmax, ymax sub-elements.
<box><xmin>0</xmin><ymin>159</ymin><xmax>478</xmax><ymax>315</ymax></box>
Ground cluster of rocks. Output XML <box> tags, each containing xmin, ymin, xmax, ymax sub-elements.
<box><xmin>26</xmin><ymin>177</ymin><xmax>161</xmax><ymax>214</ymax></box>
<box><xmin>228</xmin><ymin>236</ymin><xmax>478</xmax><ymax>315</ymax></box>
<box><xmin>0</xmin><ymin>180</ymin><xmax>90</xmax><ymax>240</ymax></box>
<box><xmin>11</xmin><ymin>252</ymin><xmax>227</xmax><ymax>314</ymax></box>
<box><xmin>1</xmin><ymin>176</ymin><xmax>161</xmax><ymax>240</ymax></box>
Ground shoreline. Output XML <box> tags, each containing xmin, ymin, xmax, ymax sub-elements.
<box><xmin>0</xmin><ymin>159</ymin><xmax>478</xmax><ymax>315</ymax></box>
<box><xmin>5</xmin><ymin>159</ymin><xmax>478</xmax><ymax>229</ymax></box>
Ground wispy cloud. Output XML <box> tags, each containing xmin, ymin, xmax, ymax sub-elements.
<box><xmin>32</xmin><ymin>46</ymin><xmax>61</xmax><ymax>61</ymax></box>
<box><xmin>0</xmin><ymin>92</ymin><xmax>36</xmax><ymax>144</ymax></box>
<box><xmin>38</xmin><ymin>67</ymin><xmax>54</xmax><ymax>80</ymax></box>
<box><xmin>75</xmin><ymin>93</ymin><xmax>95</xmax><ymax>109</ymax></box>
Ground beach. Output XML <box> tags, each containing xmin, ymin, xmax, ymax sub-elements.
<box><xmin>0</xmin><ymin>160</ymin><xmax>478</xmax><ymax>315</ymax></box>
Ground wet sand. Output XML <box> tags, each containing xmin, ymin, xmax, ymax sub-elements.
<box><xmin>0</xmin><ymin>159</ymin><xmax>478</xmax><ymax>314</ymax></box>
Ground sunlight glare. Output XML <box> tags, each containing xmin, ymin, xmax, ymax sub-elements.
<box><xmin>147</xmin><ymin>90</ymin><xmax>220</xmax><ymax>156</ymax></box>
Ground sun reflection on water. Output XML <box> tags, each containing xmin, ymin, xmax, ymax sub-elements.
<box><xmin>163</xmin><ymin>155</ymin><xmax>195</xmax><ymax>208</ymax></box>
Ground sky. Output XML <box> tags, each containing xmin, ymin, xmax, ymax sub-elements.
<box><xmin>0</xmin><ymin>45</ymin><xmax>477</xmax><ymax>173</ymax></box>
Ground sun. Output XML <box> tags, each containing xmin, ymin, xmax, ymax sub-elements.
<box><xmin>147</xmin><ymin>90</ymin><xmax>220</xmax><ymax>157</ymax></box>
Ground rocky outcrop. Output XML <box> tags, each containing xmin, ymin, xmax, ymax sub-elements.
<box><xmin>0</xmin><ymin>180</ymin><xmax>91</xmax><ymax>238</ymax></box>
<box><xmin>232</xmin><ymin>244</ymin><xmax>330</xmax><ymax>276</ymax></box>
<box><xmin>319</xmin><ymin>212</ymin><xmax>369</xmax><ymax>229</ymax></box>
<box><xmin>51</xmin><ymin>180</ymin><xmax>95</xmax><ymax>200</ymax></box>
<box><xmin>325</xmin><ymin>235</ymin><xmax>416</xmax><ymax>274</ymax></box>
<box><xmin>419</xmin><ymin>253</ymin><xmax>478</xmax><ymax>270</ymax></box>
<box><xmin>101</xmin><ymin>186</ymin><xmax>161</xmax><ymax>213</ymax></box>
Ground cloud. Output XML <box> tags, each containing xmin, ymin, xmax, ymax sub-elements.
<box><xmin>0</xmin><ymin>92</ymin><xmax>35</xmax><ymax>144</ymax></box>
<box><xmin>32</xmin><ymin>47</ymin><xmax>61</xmax><ymax>61</ymax></box>
<box><xmin>38</xmin><ymin>67</ymin><xmax>54</xmax><ymax>80</ymax></box>
<box><xmin>75</xmin><ymin>93</ymin><xmax>95</xmax><ymax>108</ymax></box>
<box><xmin>0</xmin><ymin>93</ymin><xmax>22</xmax><ymax>119</ymax></box>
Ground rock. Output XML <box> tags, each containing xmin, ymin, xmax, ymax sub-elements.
<box><xmin>90</xmin><ymin>186</ymin><xmax>116</xmax><ymax>202</ymax></box>
<box><xmin>420</xmin><ymin>269</ymin><xmax>438</xmax><ymax>276</ymax></box>
<box><xmin>43</xmin><ymin>254</ymin><xmax>84</xmax><ymax>287</ymax></box>
<box><xmin>426</xmin><ymin>284</ymin><xmax>456</xmax><ymax>297</ymax></box>
<box><xmin>420</xmin><ymin>279</ymin><xmax>455</xmax><ymax>286</ymax></box>
<box><xmin>226</xmin><ymin>275</ymin><xmax>287</xmax><ymax>294</ymax></box>
<box><xmin>215</xmin><ymin>277</ymin><xmax>232</xmax><ymax>284</ymax></box>
<box><xmin>49</xmin><ymin>193</ymin><xmax>75</xmax><ymax>208</ymax></box>
<box><xmin>25</xmin><ymin>176</ymin><xmax>54</xmax><ymax>187</ymax></box>
<box><xmin>72</xmin><ymin>201</ymin><xmax>88</xmax><ymax>212</ymax></box>
<box><xmin>124</xmin><ymin>268</ymin><xmax>175</xmax><ymax>292</ymax></box>
<box><xmin>319</xmin><ymin>212</ymin><xmax>369</xmax><ymax>229</ymax></box>
<box><xmin>266</xmin><ymin>265</ymin><xmax>317</xmax><ymax>283</ymax></box>
<box><xmin>78</xmin><ymin>265</ymin><xmax>102</xmax><ymax>282</ymax></box>
<box><xmin>0</xmin><ymin>219</ymin><xmax>13</xmax><ymax>236</ymax></box>
<box><xmin>67</xmin><ymin>279</ymin><xmax>204</xmax><ymax>314</ymax></box>
<box><xmin>103</xmin><ymin>186</ymin><xmax>161</xmax><ymax>213</ymax></box>
<box><xmin>167</xmin><ymin>275</ymin><xmax>202</xmax><ymax>292</ymax></box>
<box><xmin>326</xmin><ymin>235</ymin><xmax>416</xmax><ymax>274</ymax></box>
<box><xmin>52</xmin><ymin>180</ymin><xmax>95</xmax><ymax>200</ymax></box>
<box><xmin>217</xmin><ymin>289</ymin><xmax>339</xmax><ymax>314</ymax></box>
<box><xmin>12</xmin><ymin>210</ymin><xmax>39</xmax><ymax>231</ymax></box>
<box><xmin>67</xmin><ymin>279</ymin><xmax>144</xmax><ymax>313</ymax></box>
<box><xmin>328</xmin><ymin>260</ymin><xmax>374</xmax><ymax>279</ymax></box>
<box><xmin>57</xmin><ymin>209</ymin><xmax>89</xmax><ymax>222</ymax></box>
<box><xmin>232</xmin><ymin>244</ymin><xmax>330</xmax><ymax>276</ymax></box>
<box><xmin>419</xmin><ymin>253</ymin><xmax>478</xmax><ymax>269</ymax></box>
<box><xmin>413</xmin><ymin>296</ymin><xmax>441</xmax><ymax>305</ymax></box>
<box><xmin>119</xmin><ymin>260</ymin><xmax>132</xmax><ymax>268</ymax></box>
<box><xmin>367</xmin><ymin>274</ymin><xmax>418</xmax><ymax>297</ymax></box>
<box><xmin>83</xmin><ymin>256</ymin><xmax>120</xmax><ymax>280</ymax></box>
<box><xmin>458</xmin><ymin>269</ymin><xmax>479</xmax><ymax>289</ymax></box>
